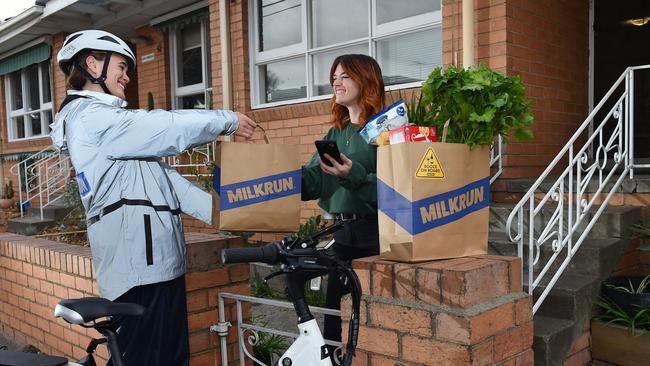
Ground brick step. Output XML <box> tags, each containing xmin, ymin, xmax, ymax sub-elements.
<box><xmin>533</xmin><ymin>315</ymin><xmax>575</xmax><ymax>366</ymax></box>
<box><xmin>489</xmin><ymin>203</ymin><xmax>641</xmax><ymax>240</ymax></box>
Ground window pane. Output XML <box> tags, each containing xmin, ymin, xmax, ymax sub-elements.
<box><xmin>9</xmin><ymin>71</ymin><xmax>22</xmax><ymax>110</ymax></box>
<box><xmin>180</xmin><ymin>94</ymin><xmax>206</xmax><ymax>109</ymax></box>
<box><xmin>262</xmin><ymin>57</ymin><xmax>306</xmax><ymax>103</ymax></box>
<box><xmin>41</xmin><ymin>110</ymin><xmax>52</xmax><ymax>134</ymax></box>
<box><xmin>30</xmin><ymin>111</ymin><xmax>42</xmax><ymax>136</ymax></box>
<box><xmin>27</xmin><ymin>64</ymin><xmax>40</xmax><ymax>110</ymax></box>
<box><xmin>179</xmin><ymin>23</ymin><xmax>202</xmax><ymax>87</ymax></box>
<box><xmin>258</xmin><ymin>0</ymin><xmax>302</xmax><ymax>51</ymax></box>
<box><xmin>376</xmin><ymin>28</ymin><xmax>442</xmax><ymax>85</ymax></box>
<box><xmin>14</xmin><ymin>116</ymin><xmax>25</xmax><ymax>139</ymax></box>
<box><xmin>313</xmin><ymin>44</ymin><xmax>369</xmax><ymax>96</ymax></box>
<box><xmin>42</xmin><ymin>63</ymin><xmax>51</xmax><ymax>103</ymax></box>
<box><xmin>376</xmin><ymin>0</ymin><xmax>440</xmax><ymax>25</ymax></box>
<box><xmin>311</xmin><ymin>0</ymin><xmax>367</xmax><ymax>47</ymax></box>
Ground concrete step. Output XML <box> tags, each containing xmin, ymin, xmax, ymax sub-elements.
<box><xmin>504</xmin><ymin>174</ymin><xmax>650</xmax><ymax>194</ymax></box>
<box><xmin>533</xmin><ymin>315</ymin><xmax>575</xmax><ymax>366</ymax></box>
<box><xmin>26</xmin><ymin>202</ymin><xmax>75</xmax><ymax>221</ymax></box>
<box><xmin>488</xmin><ymin>236</ymin><xmax>627</xmax><ymax>278</ymax></box>
<box><xmin>7</xmin><ymin>216</ymin><xmax>56</xmax><ymax>236</ymax></box>
<box><xmin>489</xmin><ymin>203</ymin><xmax>641</xmax><ymax>240</ymax></box>
<box><xmin>532</xmin><ymin>273</ymin><xmax>600</xmax><ymax>321</ymax></box>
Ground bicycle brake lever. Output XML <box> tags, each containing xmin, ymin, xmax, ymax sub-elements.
<box><xmin>263</xmin><ymin>268</ymin><xmax>289</xmax><ymax>282</ymax></box>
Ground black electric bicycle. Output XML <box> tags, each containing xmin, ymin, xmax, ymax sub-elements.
<box><xmin>222</xmin><ymin>220</ymin><xmax>362</xmax><ymax>366</ymax></box>
<box><xmin>0</xmin><ymin>298</ymin><xmax>145</xmax><ymax>366</ymax></box>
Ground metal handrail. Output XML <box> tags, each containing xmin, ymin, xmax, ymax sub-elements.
<box><xmin>12</xmin><ymin>146</ymin><xmax>73</xmax><ymax>219</ymax></box>
<box><xmin>216</xmin><ymin>292</ymin><xmax>342</xmax><ymax>366</ymax></box>
<box><xmin>505</xmin><ymin>65</ymin><xmax>649</xmax><ymax>313</ymax></box>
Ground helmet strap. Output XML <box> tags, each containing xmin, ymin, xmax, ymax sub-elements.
<box><xmin>74</xmin><ymin>52</ymin><xmax>113</xmax><ymax>95</ymax></box>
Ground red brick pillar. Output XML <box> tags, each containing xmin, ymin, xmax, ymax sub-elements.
<box><xmin>342</xmin><ymin>255</ymin><xmax>534</xmax><ymax>365</ymax></box>
<box><xmin>184</xmin><ymin>232</ymin><xmax>251</xmax><ymax>366</ymax></box>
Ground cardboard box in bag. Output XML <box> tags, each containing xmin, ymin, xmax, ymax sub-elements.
<box><xmin>212</xmin><ymin>142</ymin><xmax>301</xmax><ymax>232</ymax></box>
<box><xmin>377</xmin><ymin>142</ymin><xmax>490</xmax><ymax>262</ymax></box>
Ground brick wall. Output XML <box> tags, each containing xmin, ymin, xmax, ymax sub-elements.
<box><xmin>342</xmin><ymin>255</ymin><xmax>533</xmax><ymax>365</ymax></box>
<box><xmin>135</xmin><ymin>25</ymin><xmax>170</xmax><ymax>110</ymax></box>
<box><xmin>0</xmin><ymin>232</ymin><xmax>250</xmax><ymax>365</ymax></box>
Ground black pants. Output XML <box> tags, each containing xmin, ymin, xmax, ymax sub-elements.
<box><xmin>106</xmin><ymin>275</ymin><xmax>189</xmax><ymax>366</ymax></box>
<box><xmin>323</xmin><ymin>217</ymin><xmax>379</xmax><ymax>349</ymax></box>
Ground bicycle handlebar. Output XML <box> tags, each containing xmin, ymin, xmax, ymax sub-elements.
<box><xmin>221</xmin><ymin>243</ymin><xmax>279</xmax><ymax>265</ymax></box>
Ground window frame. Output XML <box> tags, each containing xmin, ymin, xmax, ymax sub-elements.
<box><xmin>4</xmin><ymin>61</ymin><xmax>53</xmax><ymax>141</ymax></box>
<box><xmin>168</xmin><ymin>18</ymin><xmax>212</xmax><ymax>110</ymax></box>
<box><xmin>248</xmin><ymin>0</ymin><xmax>442</xmax><ymax>108</ymax></box>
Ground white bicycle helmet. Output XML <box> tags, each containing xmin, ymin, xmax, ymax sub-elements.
<box><xmin>57</xmin><ymin>30</ymin><xmax>136</xmax><ymax>94</ymax></box>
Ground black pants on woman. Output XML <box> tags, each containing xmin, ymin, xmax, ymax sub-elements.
<box><xmin>323</xmin><ymin>216</ymin><xmax>379</xmax><ymax>356</ymax></box>
<box><xmin>106</xmin><ymin>275</ymin><xmax>190</xmax><ymax>366</ymax></box>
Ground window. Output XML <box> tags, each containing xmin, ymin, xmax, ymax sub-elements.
<box><xmin>4</xmin><ymin>61</ymin><xmax>53</xmax><ymax>140</ymax></box>
<box><xmin>169</xmin><ymin>19</ymin><xmax>212</xmax><ymax>109</ymax></box>
<box><xmin>249</xmin><ymin>0</ymin><xmax>442</xmax><ymax>107</ymax></box>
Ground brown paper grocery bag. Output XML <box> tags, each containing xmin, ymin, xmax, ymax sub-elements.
<box><xmin>212</xmin><ymin>140</ymin><xmax>301</xmax><ymax>232</ymax></box>
<box><xmin>377</xmin><ymin>142</ymin><xmax>490</xmax><ymax>262</ymax></box>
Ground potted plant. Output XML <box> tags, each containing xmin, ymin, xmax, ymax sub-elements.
<box><xmin>591</xmin><ymin>274</ymin><xmax>650</xmax><ymax>366</ymax></box>
<box><xmin>0</xmin><ymin>180</ymin><xmax>15</xmax><ymax>209</ymax></box>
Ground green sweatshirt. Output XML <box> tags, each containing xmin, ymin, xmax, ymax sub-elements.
<box><xmin>302</xmin><ymin>122</ymin><xmax>377</xmax><ymax>214</ymax></box>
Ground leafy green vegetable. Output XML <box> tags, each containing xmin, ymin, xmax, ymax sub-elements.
<box><xmin>416</xmin><ymin>64</ymin><xmax>534</xmax><ymax>147</ymax></box>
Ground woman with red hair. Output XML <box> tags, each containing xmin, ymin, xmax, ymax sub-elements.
<box><xmin>302</xmin><ymin>54</ymin><xmax>386</xmax><ymax>359</ymax></box>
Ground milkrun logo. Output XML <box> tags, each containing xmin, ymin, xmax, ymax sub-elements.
<box><xmin>214</xmin><ymin>168</ymin><xmax>301</xmax><ymax>211</ymax></box>
<box><xmin>378</xmin><ymin>177</ymin><xmax>490</xmax><ymax>235</ymax></box>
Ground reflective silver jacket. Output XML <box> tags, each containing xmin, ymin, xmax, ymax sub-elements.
<box><xmin>50</xmin><ymin>90</ymin><xmax>238</xmax><ymax>300</ymax></box>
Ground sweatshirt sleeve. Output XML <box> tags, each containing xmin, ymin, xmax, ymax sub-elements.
<box><xmin>87</xmin><ymin>105</ymin><xmax>239</xmax><ymax>159</ymax></box>
<box><xmin>338</xmin><ymin>160</ymin><xmax>377</xmax><ymax>203</ymax></box>
<box><xmin>301</xmin><ymin>151</ymin><xmax>323</xmax><ymax>201</ymax></box>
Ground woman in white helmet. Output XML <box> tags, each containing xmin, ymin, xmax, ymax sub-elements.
<box><xmin>50</xmin><ymin>30</ymin><xmax>256</xmax><ymax>366</ymax></box>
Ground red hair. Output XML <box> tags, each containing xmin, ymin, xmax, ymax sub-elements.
<box><xmin>329</xmin><ymin>54</ymin><xmax>386</xmax><ymax>129</ymax></box>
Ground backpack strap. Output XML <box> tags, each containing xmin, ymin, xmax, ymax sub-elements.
<box><xmin>58</xmin><ymin>94</ymin><xmax>88</xmax><ymax>112</ymax></box>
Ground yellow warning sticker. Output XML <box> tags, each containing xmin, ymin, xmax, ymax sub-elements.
<box><xmin>416</xmin><ymin>147</ymin><xmax>445</xmax><ymax>179</ymax></box>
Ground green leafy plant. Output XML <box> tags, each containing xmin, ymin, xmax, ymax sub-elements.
<box><xmin>251</xmin><ymin>278</ymin><xmax>281</xmax><ymax>299</ymax></box>
<box><xmin>593</xmin><ymin>296</ymin><xmax>650</xmax><ymax>335</ymax></box>
<box><xmin>297</xmin><ymin>215</ymin><xmax>324</xmax><ymax>240</ymax></box>
<box><xmin>604</xmin><ymin>274</ymin><xmax>650</xmax><ymax>294</ymax></box>
<box><xmin>630</xmin><ymin>220</ymin><xmax>650</xmax><ymax>252</ymax></box>
<box><xmin>250</xmin><ymin>319</ymin><xmax>290</xmax><ymax>366</ymax></box>
<box><xmin>419</xmin><ymin>63</ymin><xmax>534</xmax><ymax>147</ymax></box>
<box><xmin>3</xmin><ymin>180</ymin><xmax>14</xmax><ymax>199</ymax></box>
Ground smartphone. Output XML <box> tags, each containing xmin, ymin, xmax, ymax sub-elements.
<box><xmin>315</xmin><ymin>140</ymin><xmax>343</xmax><ymax>167</ymax></box>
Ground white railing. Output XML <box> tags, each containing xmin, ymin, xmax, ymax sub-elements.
<box><xmin>10</xmin><ymin>147</ymin><xmax>73</xmax><ymax>219</ymax></box>
<box><xmin>215</xmin><ymin>292</ymin><xmax>342</xmax><ymax>366</ymax></box>
<box><xmin>505</xmin><ymin>65</ymin><xmax>650</xmax><ymax>313</ymax></box>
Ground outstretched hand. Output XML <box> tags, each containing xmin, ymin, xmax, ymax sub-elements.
<box><xmin>320</xmin><ymin>153</ymin><xmax>353</xmax><ymax>178</ymax></box>
<box><xmin>234</xmin><ymin>112</ymin><xmax>256</xmax><ymax>139</ymax></box>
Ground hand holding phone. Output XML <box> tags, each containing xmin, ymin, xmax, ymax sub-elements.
<box><xmin>315</xmin><ymin>140</ymin><xmax>343</xmax><ymax>167</ymax></box>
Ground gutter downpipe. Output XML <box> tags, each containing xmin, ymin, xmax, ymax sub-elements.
<box><xmin>462</xmin><ymin>0</ymin><xmax>475</xmax><ymax>68</ymax></box>
<box><xmin>219</xmin><ymin>0</ymin><xmax>233</xmax><ymax>145</ymax></box>
<box><xmin>218</xmin><ymin>2</ymin><xmax>233</xmax><ymax>363</ymax></box>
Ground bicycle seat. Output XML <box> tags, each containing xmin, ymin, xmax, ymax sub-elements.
<box><xmin>54</xmin><ymin>297</ymin><xmax>146</xmax><ymax>324</ymax></box>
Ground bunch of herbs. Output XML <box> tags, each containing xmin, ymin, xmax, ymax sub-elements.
<box><xmin>418</xmin><ymin>63</ymin><xmax>534</xmax><ymax>147</ymax></box>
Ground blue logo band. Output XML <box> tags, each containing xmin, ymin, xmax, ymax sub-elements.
<box><xmin>213</xmin><ymin>167</ymin><xmax>301</xmax><ymax>211</ymax></box>
<box><xmin>378</xmin><ymin>176</ymin><xmax>490</xmax><ymax>235</ymax></box>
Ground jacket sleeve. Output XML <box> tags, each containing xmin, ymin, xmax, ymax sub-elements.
<box><xmin>301</xmin><ymin>151</ymin><xmax>323</xmax><ymax>201</ymax></box>
<box><xmin>87</xmin><ymin>105</ymin><xmax>239</xmax><ymax>159</ymax></box>
<box><xmin>162</xmin><ymin>162</ymin><xmax>212</xmax><ymax>225</ymax></box>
